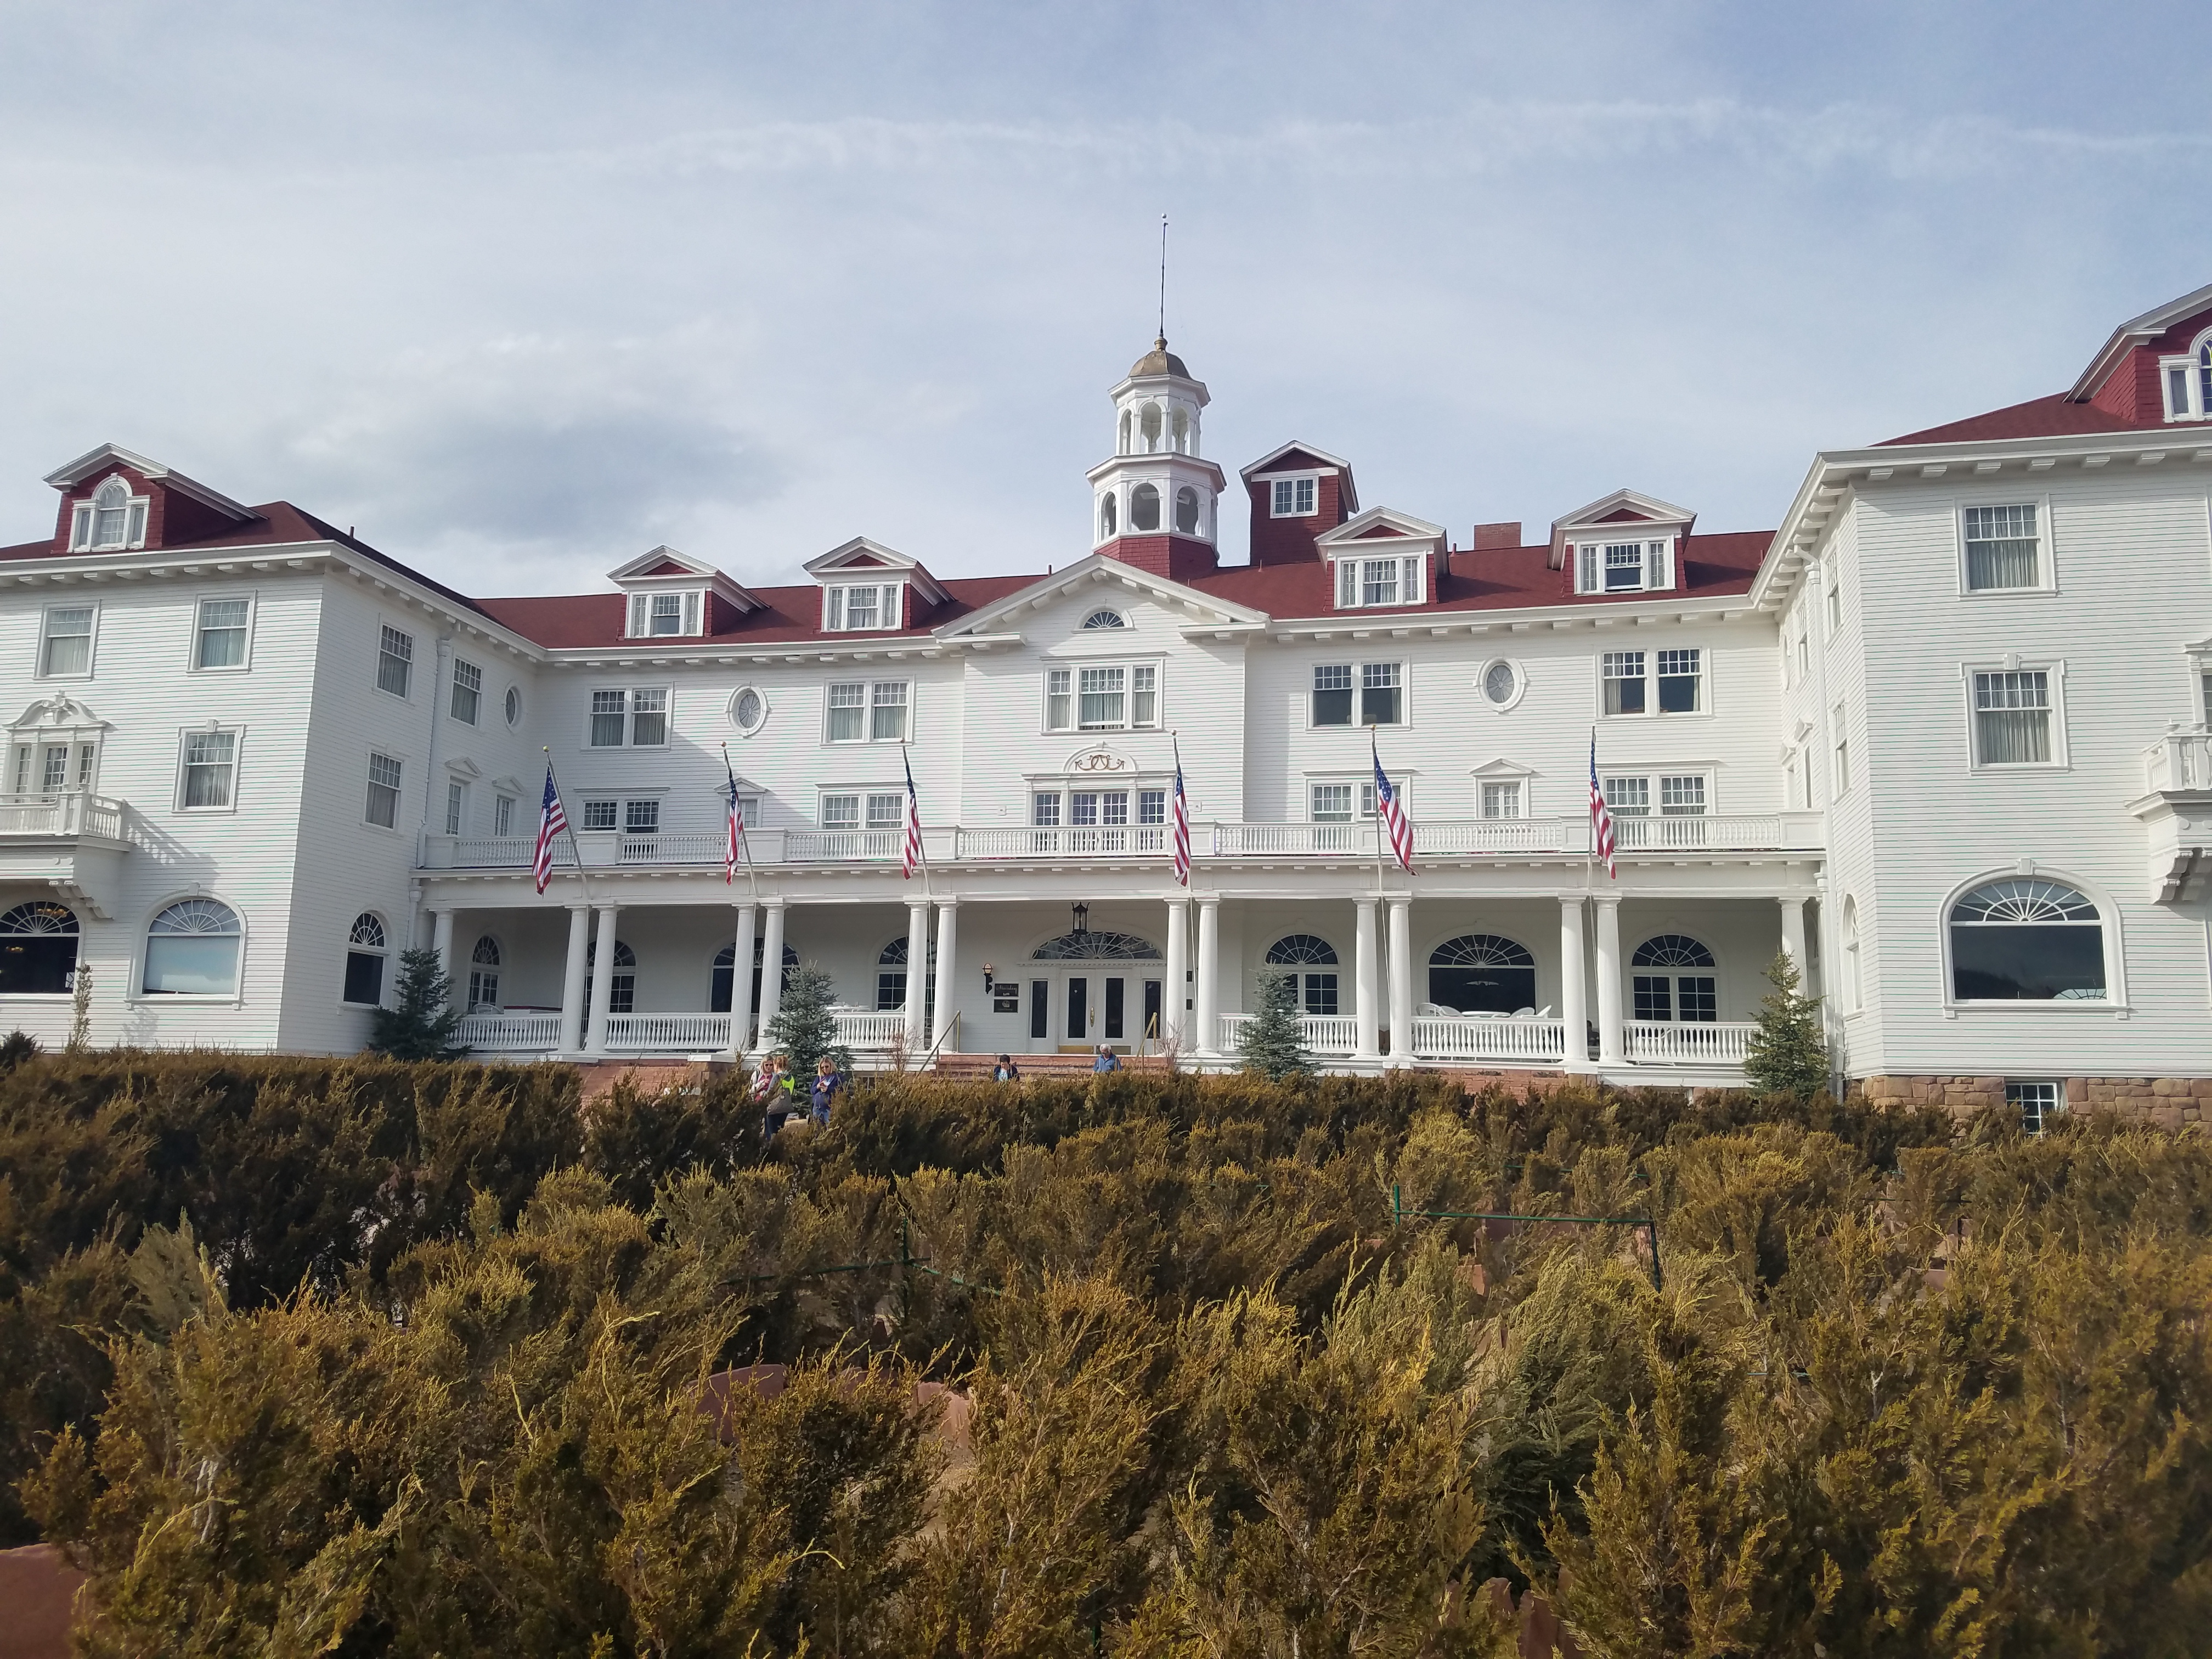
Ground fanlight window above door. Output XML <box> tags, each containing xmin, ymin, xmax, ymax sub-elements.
<box><xmin>1031</xmin><ymin>930</ymin><xmax>1161</xmax><ymax>961</ymax></box>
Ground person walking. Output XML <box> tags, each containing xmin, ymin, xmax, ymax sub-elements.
<box><xmin>992</xmin><ymin>1053</ymin><xmax>1022</xmax><ymax>1082</ymax></box>
<box><xmin>1092</xmin><ymin>1043</ymin><xmax>1120</xmax><ymax>1074</ymax></box>
<box><xmin>810</xmin><ymin>1057</ymin><xmax>845</xmax><ymax>1127</ymax></box>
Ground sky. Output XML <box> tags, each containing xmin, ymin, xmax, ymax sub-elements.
<box><xmin>4</xmin><ymin>1</ymin><xmax>2212</xmax><ymax>597</ymax></box>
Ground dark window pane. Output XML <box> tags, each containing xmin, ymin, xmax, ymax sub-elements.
<box><xmin>1313</xmin><ymin>687</ymin><xmax>1353</xmax><ymax>725</ymax></box>
<box><xmin>1427</xmin><ymin>964</ymin><xmax>1536</xmax><ymax>1014</ymax></box>
<box><xmin>1633</xmin><ymin>975</ymin><xmax>1671</xmax><ymax>1021</ymax></box>
<box><xmin>343</xmin><ymin>950</ymin><xmax>385</xmax><ymax>1007</ymax></box>
<box><xmin>1657</xmin><ymin>673</ymin><xmax>1698</xmax><ymax>713</ymax></box>
<box><xmin>1105</xmin><ymin>977</ymin><xmax>1125</xmax><ymax>1039</ymax></box>
<box><xmin>1361</xmin><ymin>686</ymin><xmax>1401</xmax><ymax>725</ymax></box>
<box><xmin>1950</xmin><ymin>925</ymin><xmax>2106</xmax><ymax>1000</ymax></box>
<box><xmin>0</xmin><ymin>935</ymin><xmax>77</xmax><ymax>995</ymax></box>
<box><xmin>1030</xmin><ymin>980</ymin><xmax>1049</xmax><ymax>1041</ymax></box>
<box><xmin>1678</xmin><ymin>977</ymin><xmax>1717</xmax><ymax>1021</ymax></box>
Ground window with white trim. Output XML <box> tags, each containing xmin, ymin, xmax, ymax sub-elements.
<box><xmin>194</xmin><ymin>598</ymin><xmax>251</xmax><ymax>670</ymax></box>
<box><xmin>1309</xmin><ymin>780</ymin><xmax>1383</xmax><ymax>822</ymax></box>
<box><xmin>142</xmin><ymin>898</ymin><xmax>241</xmax><ymax>996</ymax></box>
<box><xmin>1043</xmin><ymin>662</ymin><xmax>1160</xmax><ymax>732</ymax></box>
<box><xmin>1600</xmin><ymin>773</ymin><xmax>1707</xmax><ymax>818</ymax></box>
<box><xmin>587</xmin><ymin>688</ymin><xmax>671</xmax><ymax>747</ymax></box>
<box><xmin>1970</xmin><ymin>667</ymin><xmax>2058</xmax><ymax>767</ymax></box>
<box><xmin>1962</xmin><ymin>504</ymin><xmax>2043</xmax><ymax>591</ymax></box>
<box><xmin>69</xmin><ymin>477</ymin><xmax>147</xmax><ymax>552</ymax></box>
<box><xmin>363</xmin><ymin>752</ymin><xmax>402</xmax><ymax>828</ymax></box>
<box><xmin>343</xmin><ymin>913</ymin><xmax>388</xmax><ymax>1007</ymax></box>
<box><xmin>1333</xmin><ymin>554</ymin><xmax>1427</xmax><ymax>610</ymax></box>
<box><xmin>1825</xmin><ymin>568</ymin><xmax>1842</xmax><ymax>634</ymax></box>
<box><xmin>626</xmin><ymin>590</ymin><xmax>703</xmax><ymax>638</ymax></box>
<box><xmin>1480</xmin><ymin>780</ymin><xmax>1523</xmax><ymax>819</ymax></box>
<box><xmin>822</xmin><ymin>583</ymin><xmax>902</xmax><ymax>632</ymax></box>
<box><xmin>2159</xmin><ymin>336</ymin><xmax>2212</xmax><ymax>421</ymax></box>
<box><xmin>180</xmin><ymin>730</ymin><xmax>240</xmax><ymax>811</ymax></box>
<box><xmin>467</xmin><ymin>935</ymin><xmax>501</xmax><ymax>1009</ymax></box>
<box><xmin>1832</xmin><ymin>702</ymin><xmax>1851</xmax><ymax>794</ymax></box>
<box><xmin>2009</xmin><ymin>1080</ymin><xmax>2063</xmax><ymax>1133</ymax></box>
<box><xmin>38</xmin><ymin>606</ymin><xmax>95</xmax><ymax>679</ymax></box>
<box><xmin>1601</xmin><ymin>651</ymin><xmax>1644</xmax><ymax>716</ymax></box>
<box><xmin>1604</xmin><ymin>647</ymin><xmax>1702</xmax><ymax>712</ymax></box>
<box><xmin>493</xmin><ymin>793</ymin><xmax>516</xmax><ymax>837</ymax></box>
<box><xmin>1309</xmin><ymin>662</ymin><xmax>1404</xmax><ymax>726</ymax></box>
<box><xmin>1271</xmin><ymin>476</ymin><xmax>1318</xmax><ymax>517</ymax></box>
<box><xmin>450</xmin><ymin>658</ymin><xmax>482</xmax><ymax>724</ymax></box>
<box><xmin>1950</xmin><ymin>879</ymin><xmax>2106</xmax><ymax>1002</ymax></box>
<box><xmin>376</xmin><ymin>626</ymin><xmax>413</xmax><ymax>697</ymax></box>
<box><xmin>1574</xmin><ymin>538</ymin><xmax>1673</xmax><ymax>594</ymax></box>
<box><xmin>444</xmin><ymin>778</ymin><xmax>468</xmax><ymax>836</ymax></box>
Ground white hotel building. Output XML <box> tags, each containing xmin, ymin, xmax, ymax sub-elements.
<box><xmin>4</xmin><ymin>286</ymin><xmax>2212</xmax><ymax>1112</ymax></box>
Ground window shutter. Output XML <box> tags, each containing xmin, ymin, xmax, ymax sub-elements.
<box><xmin>627</xmin><ymin>594</ymin><xmax>647</xmax><ymax>637</ymax></box>
<box><xmin>824</xmin><ymin>588</ymin><xmax>844</xmax><ymax>631</ymax></box>
<box><xmin>1336</xmin><ymin>559</ymin><xmax>1357</xmax><ymax>608</ymax></box>
<box><xmin>1646</xmin><ymin>540</ymin><xmax>1672</xmax><ymax>591</ymax></box>
<box><xmin>682</xmin><ymin>591</ymin><xmax>701</xmax><ymax>635</ymax></box>
<box><xmin>1576</xmin><ymin>544</ymin><xmax>1597</xmax><ymax>594</ymax></box>
<box><xmin>1403</xmin><ymin>555</ymin><xmax>1425</xmax><ymax>603</ymax></box>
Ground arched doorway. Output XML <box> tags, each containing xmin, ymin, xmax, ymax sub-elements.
<box><xmin>1427</xmin><ymin>934</ymin><xmax>1536</xmax><ymax>1014</ymax></box>
<box><xmin>1029</xmin><ymin>926</ymin><xmax>1162</xmax><ymax>1050</ymax></box>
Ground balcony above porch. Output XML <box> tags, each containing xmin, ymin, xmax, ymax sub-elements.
<box><xmin>420</xmin><ymin>810</ymin><xmax>1826</xmax><ymax>876</ymax></box>
<box><xmin>0</xmin><ymin>792</ymin><xmax>131</xmax><ymax>917</ymax></box>
<box><xmin>2134</xmin><ymin>727</ymin><xmax>2212</xmax><ymax>902</ymax></box>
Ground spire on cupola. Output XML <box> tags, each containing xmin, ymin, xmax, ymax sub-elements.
<box><xmin>1085</xmin><ymin>333</ymin><xmax>1226</xmax><ymax>582</ymax></box>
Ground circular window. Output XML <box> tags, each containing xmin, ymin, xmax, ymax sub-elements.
<box><xmin>1480</xmin><ymin>660</ymin><xmax>1521</xmax><ymax>708</ymax></box>
<box><xmin>504</xmin><ymin>686</ymin><xmax>522</xmax><ymax>726</ymax></box>
<box><xmin>730</xmin><ymin>686</ymin><xmax>768</xmax><ymax>735</ymax></box>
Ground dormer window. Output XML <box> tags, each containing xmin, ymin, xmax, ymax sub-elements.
<box><xmin>69</xmin><ymin>477</ymin><xmax>148</xmax><ymax>552</ymax></box>
<box><xmin>1332</xmin><ymin>554</ymin><xmax>1426</xmax><ymax>610</ymax></box>
<box><xmin>1272</xmin><ymin>477</ymin><xmax>1318</xmax><ymax>517</ymax></box>
<box><xmin>823</xmin><ymin>583</ymin><xmax>901</xmax><ymax>633</ymax></box>
<box><xmin>2160</xmin><ymin>337</ymin><xmax>2212</xmax><ymax>421</ymax></box>
<box><xmin>1573</xmin><ymin>539</ymin><xmax>1674</xmax><ymax>595</ymax></box>
<box><xmin>625</xmin><ymin>591</ymin><xmax>701</xmax><ymax>637</ymax></box>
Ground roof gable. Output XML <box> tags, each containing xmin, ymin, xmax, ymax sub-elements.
<box><xmin>44</xmin><ymin>443</ymin><xmax>255</xmax><ymax>523</ymax></box>
<box><xmin>1316</xmin><ymin>506</ymin><xmax>1446</xmax><ymax>552</ymax></box>
<box><xmin>1240</xmin><ymin>440</ymin><xmax>1352</xmax><ymax>479</ymax></box>
<box><xmin>1548</xmin><ymin>488</ymin><xmax>1697</xmax><ymax>567</ymax></box>
<box><xmin>2069</xmin><ymin>280</ymin><xmax>2212</xmax><ymax>402</ymax></box>
<box><xmin>933</xmin><ymin>550</ymin><xmax>1270</xmax><ymax>640</ymax></box>
<box><xmin>804</xmin><ymin>536</ymin><xmax>951</xmax><ymax>605</ymax></box>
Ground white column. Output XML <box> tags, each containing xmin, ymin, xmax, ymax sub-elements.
<box><xmin>430</xmin><ymin>909</ymin><xmax>455</xmax><ymax>1009</ymax></box>
<box><xmin>558</xmin><ymin>905</ymin><xmax>590</xmax><ymax>1054</ymax></box>
<box><xmin>754</xmin><ymin>901</ymin><xmax>786</xmax><ymax>1051</ymax></box>
<box><xmin>1194</xmin><ymin>896</ymin><xmax>1220</xmax><ymax>1057</ymax></box>
<box><xmin>931</xmin><ymin>900</ymin><xmax>959</xmax><ymax>1052</ymax></box>
<box><xmin>1164</xmin><ymin>897</ymin><xmax>1189</xmax><ymax>1050</ymax></box>
<box><xmin>1594</xmin><ymin>895</ymin><xmax>1624</xmax><ymax>1067</ymax></box>
<box><xmin>1387</xmin><ymin>897</ymin><xmax>1414</xmax><ymax>1065</ymax></box>
<box><xmin>1558</xmin><ymin>897</ymin><xmax>1592</xmax><ymax>1073</ymax></box>
<box><xmin>727</xmin><ymin>903</ymin><xmax>759</xmax><ymax>1057</ymax></box>
<box><xmin>904</xmin><ymin>900</ymin><xmax>930</xmax><ymax>1053</ymax></box>
<box><xmin>585</xmin><ymin>903</ymin><xmax>619</xmax><ymax>1056</ymax></box>
<box><xmin>1779</xmin><ymin>896</ymin><xmax>1808</xmax><ymax>970</ymax></box>
<box><xmin>1354</xmin><ymin>897</ymin><xmax>1380</xmax><ymax>1060</ymax></box>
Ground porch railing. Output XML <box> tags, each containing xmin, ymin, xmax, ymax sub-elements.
<box><xmin>422</xmin><ymin>811</ymin><xmax>1823</xmax><ymax>872</ymax></box>
<box><xmin>455</xmin><ymin>1009</ymin><xmax>562</xmax><ymax>1052</ymax></box>
<box><xmin>1215</xmin><ymin>1013</ymin><xmax>1359</xmax><ymax>1056</ymax></box>
<box><xmin>1408</xmin><ymin>1015</ymin><xmax>1566</xmax><ymax>1063</ymax></box>
<box><xmin>0</xmin><ymin>791</ymin><xmax>127</xmax><ymax>839</ymax></box>
<box><xmin>831</xmin><ymin>1008</ymin><xmax>907</xmax><ymax>1049</ymax></box>
<box><xmin>1623</xmin><ymin>1020</ymin><xmax>1757</xmax><ymax>1064</ymax></box>
<box><xmin>605</xmin><ymin>1012</ymin><xmax>732</xmax><ymax>1052</ymax></box>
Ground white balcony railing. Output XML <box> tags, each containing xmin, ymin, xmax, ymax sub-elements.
<box><xmin>831</xmin><ymin>1008</ymin><xmax>909</xmax><ymax>1049</ymax></box>
<box><xmin>1623</xmin><ymin>1020</ymin><xmax>1757</xmax><ymax>1064</ymax></box>
<box><xmin>2145</xmin><ymin>727</ymin><xmax>2212</xmax><ymax>792</ymax></box>
<box><xmin>1408</xmin><ymin>1015</ymin><xmax>1567</xmax><ymax>1063</ymax></box>
<box><xmin>422</xmin><ymin>811</ymin><xmax>1821</xmax><ymax>872</ymax></box>
<box><xmin>455</xmin><ymin>1009</ymin><xmax>562</xmax><ymax>1052</ymax></box>
<box><xmin>605</xmin><ymin>1012</ymin><xmax>732</xmax><ymax>1052</ymax></box>
<box><xmin>0</xmin><ymin>792</ymin><xmax>126</xmax><ymax>840</ymax></box>
<box><xmin>1216</xmin><ymin>1012</ymin><xmax>1359</xmax><ymax>1056</ymax></box>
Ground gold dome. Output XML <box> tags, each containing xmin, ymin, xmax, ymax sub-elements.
<box><xmin>1127</xmin><ymin>335</ymin><xmax>1189</xmax><ymax>378</ymax></box>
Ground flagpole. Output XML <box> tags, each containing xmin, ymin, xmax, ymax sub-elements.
<box><xmin>721</xmin><ymin>741</ymin><xmax>760</xmax><ymax>901</ymax></box>
<box><xmin>1369</xmin><ymin>727</ymin><xmax>1386</xmax><ymax>898</ymax></box>
<box><xmin>906</xmin><ymin>740</ymin><xmax>932</xmax><ymax>902</ymax></box>
<box><xmin>544</xmin><ymin>746</ymin><xmax>594</xmax><ymax>909</ymax></box>
<box><xmin>1585</xmin><ymin>727</ymin><xmax>1596</xmax><ymax>896</ymax></box>
<box><xmin>1171</xmin><ymin>730</ymin><xmax>1187</xmax><ymax>888</ymax></box>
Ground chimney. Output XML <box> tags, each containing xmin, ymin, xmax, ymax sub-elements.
<box><xmin>1472</xmin><ymin>521</ymin><xmax>1523</xmax><ymax>550</ymax></box>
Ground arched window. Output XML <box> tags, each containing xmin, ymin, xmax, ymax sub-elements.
<box><xmin>1266</xmin><ymin>934</ymin><xmax>1340</xmax><ymax>1015</ymax></box>
<box><xmin>876</xmin><ymin>936</ymin><xmax>936</xmax><ymax>1023</ymax></box>
<box><xmin>1099</xmin><ymin>493</ymin><xmax>1118</xmax><ymax>540</ymax></box>
<box><xmin>1140</xmin><ymin>402</ymin><xmax>1163</xmax><ymax>452</ymax></box>
<box><xmin>1170</xmin><ymin>407</ymin><xmax>1189</xmax><ymax>453</ymax></box>
<box><xmin>1081</xmin><ymin>609</ymin><xmax>1126</xmax><ymax>630</ymax></box>
<box><xmin>1175</xmin><ymin>486</ymin><xmax>1200</xmax><ymax>535</ymax></box>
<box><xmin>1118</xmin><ymin>410</ymin><xmax>1132</xmax><ymax>455</ymax></box>
<box><xmin>1031</xmin><ymin>930</ymin><xmax>1160</xmax><ymax>961</ymax></box>
<box><xmin>144</xmin><ymin>898</ymin><xmax>241</xmax><ymax>996</ymax></box>
<box><xmin>1630</xmin><ymin>935</ymin><xmax>1717</xmax><ymax>1023</ymax></box>
<box><xmin>1842</xmin><ymin>899</ymin><xmax>1861</xmax><ymax>1014</ymax></box>
<box><xmin>1429</xmin><ymin>934</ymin><xmax>1536</xmax><ymax>1015</ymax></box>
<box><xmin>467</xmin><ymin>935</ymin><xmax>501</xmax><ymax>1009</ymax></box>
<box><xmin>713</xmin><ymin>939</ymin><xmax>797</xmax><ymax>1014</ymax></box>
<box><xmin>342</xmin><ymin>913</ymin><xmax>387</xmax><ymax>1007</ymax></box>
<box><xmin>1130</xmin><ymin>484</ymin><xmax>1161</xmax><ymax>533</ymax></box>
<box><xmin>585</xmin><ymin>939</ymin><xmax>636</xmax><ymax>1014</ymax></box>
<box><xmin>1948</xmin><ymin>879</ymin><xmax>2106</xmax><ymax>1001</ymax></box>
<box><xmin>0</xmin><ymin>901</ymin><xmax>78</xmax><ymax>995</ymax></box>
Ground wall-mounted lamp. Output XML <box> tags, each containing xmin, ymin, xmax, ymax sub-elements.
<box><xmin>982</xmin><ymin>962</ymin><xmax>996</xmax><ymax>992</ymax></box>
<box><xmin>1071</xmin><ymin>901</ymin><xmax>1091</xmax><ymax>935</ymax></box>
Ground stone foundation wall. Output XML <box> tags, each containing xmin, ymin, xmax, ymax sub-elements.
<box><xmin>1850</xmin><ymin>1074</ymin><xmax>2210</xmax><ymax>1128</ymax></box>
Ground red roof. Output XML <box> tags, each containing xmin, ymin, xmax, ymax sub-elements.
<box><xmin>1187</xmin><ymin>531</ymin><xmax>1769</xmax><ymax>618</ymax></box>
<box><xmin>1880</xmin><ymin>392</ymin><xmax>2164</xmax><ymax>447</ymax></box>
<box><xmin>476</xmin><ymin>573</ymin><xmax>1037</xmax><ymax>649</ymax></box>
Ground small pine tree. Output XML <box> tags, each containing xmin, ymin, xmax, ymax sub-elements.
<box><xmin>764</xmin><ymin>962</ymin><xmax>853</xmax><ymax>1078</ymax></box>
<box><xmin>1237</xmin><ymin>970</ymin><xmax>1314</xmax><ymax>1082</ymax></box>
<box><xmin>1743</xmin><ymin>949</ymin><xmax>1830</xmax><ymax>1099</ymax></box>
<box><xmin>368</xmin><ymin>947</ymin><xmax>466</xmax><ymax>1060</ymax></box>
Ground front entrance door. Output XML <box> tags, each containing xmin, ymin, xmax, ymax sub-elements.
<box><xmin>1059</xmin><ymin>973</ymin><xmax>1137</xmax><ymax>1051</ymax></box>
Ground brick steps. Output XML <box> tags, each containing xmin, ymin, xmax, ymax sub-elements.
<box><xmin>932</xmin><ymin>1052</ymin><xmax>1175</xmax><ymax>1079</ymax></box>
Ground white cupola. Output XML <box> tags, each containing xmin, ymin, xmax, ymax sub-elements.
<box><xmin>1084</xmin><ymin>336</ymin><xmax>1227</xmax><ymax>582</ymax></box>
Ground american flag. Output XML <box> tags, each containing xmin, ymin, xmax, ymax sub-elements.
<box><xmin>721</xmin><ymin>749</ymin><xmax>746</xmax><ymax>885</ymax></box>
<box><xmin>532</xmin><ymin>766</ymin><xmax>567</xmax><ymax>894</ymax></box>
<box><xmin>1170</xmin><ymin>749</ymin><xmax>1191</xmax><ymax>886</ymax></box>
<box><xmin>1372</xmin><ymin>737</ymin><xmax>1413</xmax><ymax>872</ymax></box>
<box><xmin>900</xmin><ymin>749</ymin><xmax>923</xmax><ymax>878</ymax></box>
<box><xmin>1589</xmin><ymin>732</ymin><xmax>1617</xmax><ymax>879</ymax></box>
